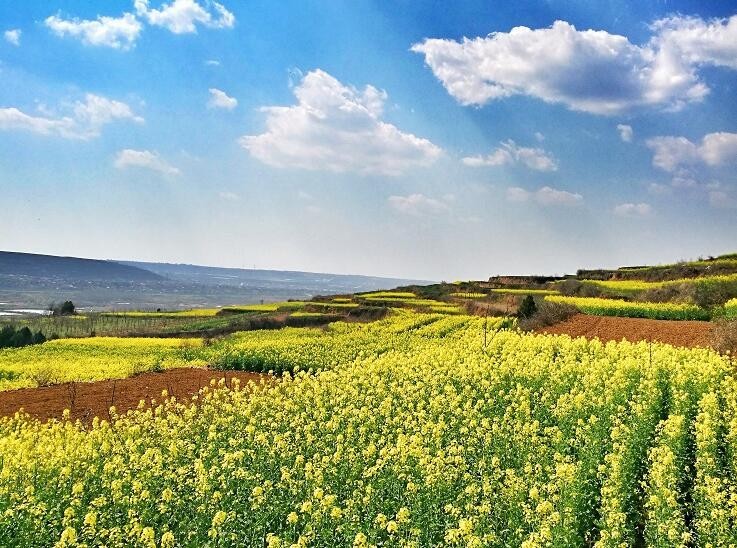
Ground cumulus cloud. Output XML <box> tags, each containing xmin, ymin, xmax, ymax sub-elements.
<box><xmin>134</xmin><ymin>0</ymin><xmax>234</xmax><ymax>34</ymax></box>
<box><xmin>387</xmin><ymin>194</ymin><xmax>450</xmax><ymax>216</ymax></box>
<box><xmin>614</xmin><ymin>202</ymin><xmax>652</xmax><ymax>217</ymax></box>
<box><xmin>617</xmin><ymin>124</ymin><xmax>633</xmax><ymax>142</ymax></box>
<box><xmin>240</xmin><ymin>69</ymin><xmax>443</xmax><ymax>176</ymax></box>
<box><xmin>462</xmin><ymin>140</ymin><xmax>557</xmax><ymax>171</ymax></box>
<box><xmin>45</xmin><ymin>1</ymin><xmax>234</xmax><ymax>48</ymax></box>
<box><xmin>412</xmin><ymin>15</ymin><xmax>737</xmax><ymax>115</ymax></box>
<box><xmin>4</xmin><ymin>29</ymin><xmax>21</xmax><ymax>46</ymax></box>
<box><xmin>506</xmin><ymin>185</ymin><xmax>583</xmax><ymax>206</ymax></box>
<box><xmin>0</xmin><ymin>94</ymin><xmax>143</xmax><ymax>139</ymax></box>
<box><xmin>646</xmin><ymin>132</ymin><xmax>737</xmax><ymax>172</ymax></box>
<box><xmin>207</xmin><ymin>88</ymin><xmax>237</xmax><ymax>110</ymax></box>
<box><xmin>45</xmin><ymin>12</ymin><xmax>142</xmax><ymax>50</ymax></box>
<box><xmin>652</xmin><ymin>15</ymin><xmax>737</xmax><ymax>70</ymax></box>
<box><xmin>114</xmin><ymin>149</ymin><xmax>180</xmax><ymax>175</ymax></box>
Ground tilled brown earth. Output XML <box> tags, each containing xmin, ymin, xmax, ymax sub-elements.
<box><xmin>540</xmin><ymin>313</ymin><xmax>714</xmax><ymax>348</ymax></box>
<box><xmin>0</xmin><ymin>368</ymin><xmax>269</xmax><ymax>424</ymax></box>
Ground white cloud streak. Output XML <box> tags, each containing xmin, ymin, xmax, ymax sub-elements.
<box><xmin>45</xmin><ymin>12</ymin><xmax>142</xmax><ymax>50</ymax></box>
<box><xmin>412</xmin><ymin>15</ymin><xmax>737</xmax><ymax>115</ymax></box>
<box><xmin>134</xmin><ymin>0</ymin><xmax>234</xmax><ymax>34</ymax></box>
<box><xmin>646</xmin><ymin>132</ymin><xmax>737</xmax><ymax>172</ymax></box>
<box><xmin>387</xmin><ymin>194</ymin><xmax>450</xmax><ymax>216</ymax></box>
<box><xmin>45</xmin><ymin>1</ymin><xmax>234</xmax><ymax>48</ymax></box>
<box><xmin>614</xmin><ymin>202</ymin><xmax>652</xmax><ymax>216</ymax></box>
<box><xmin>114</xmin><ymin>149</ymin><xmax>180</xmax><ymax>175</ymax></box>
<box><xmin>507</xmin><ymin>186</ymin><xmax>583</xmax><ymax>206</ymax></box>
<box><xmin>240</xmin><ymin>69</ymin><xmax>443</xmax><ymax>176</ymax></box>
<box><xmin>0</xmin><ymin>94</ymin><xmax>143</xmax><ymax>139</ymax></box>
<box><xmin>207</xmin><ymin>88</ymin><xmax>237</xmax><ymax>110</ymax></box>
<box><xmin>462</xmin><ymin>140</ymin><xmax>557</xmax><ymax>171</ymax></box>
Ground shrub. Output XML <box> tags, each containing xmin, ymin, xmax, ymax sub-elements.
<box><xmin>519</xmin><ymin>300</ymin><xmax>578</xmax><ymax>331</ymax></box>
<box><xmin>558</xmin><ymin>279</ymin><xmax>602</xmax><ymax>297</ymax></box>
<box><xmin>0</xmin><ymin>325</ymin><xmax>49</xmax><ymax>350</ymax></box>
<box><xmin>517</xmin><ymin>295</ymin><xmax>537</xmax><ymax>319</ymax></box>
<box><xmin>710</xmin><ymin>320</ymin><xmax>737</xmax><ymax>355</ymax></box>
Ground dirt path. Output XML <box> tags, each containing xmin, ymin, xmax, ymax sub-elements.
<box><xmin>540</xmin><ymin>313</ymin><xmax>714</xmax><ymax>348</ymax></box>
<box><xmin>0</xmin><ymin>368</ymin><xmax>269</xmax><ymax>424</ymax></box>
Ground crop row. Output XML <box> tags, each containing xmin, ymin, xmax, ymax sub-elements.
<box><xmin>546</xmin><ymin>295</ymin><xmax>711</xmax><ymax>320</ymax></box>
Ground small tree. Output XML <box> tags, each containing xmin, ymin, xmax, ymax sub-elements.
<box><xmin>0</xmin><ymin>326</ymin><xmax>15</xmax><ymax>348</ymax></box>
<box><xmin>9</xmin><ymin>326</ymin><xmax>33</xmax><ymax>347</ymax></box>
<box><xmin>57</xmin><ymin>301</ymin><xmax>76</xmax><ymax>316</ymax></box>
<box><xmin>517</xmin><ymin>295</ymin><xmax>538</xmax><ymax>319</ymax></box>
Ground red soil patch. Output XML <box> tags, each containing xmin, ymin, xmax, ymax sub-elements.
<box><xmin>540</xmin><ymin>313</ymin><xmax>714</xmax><ymax>348</ymax></box>
<box><xmin>0</xmin><ymin>368</ymin><xmax>268</xmax><ymax>424</ymax></box>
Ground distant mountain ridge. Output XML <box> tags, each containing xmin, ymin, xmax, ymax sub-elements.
<box><xmin>0</xmin><ymin>251</ymin><xmax>431</xmax><ymax>310</ymax></box>
<box><xmin>121</xmin><ymin>260</ymin><xmax>431</xmax><ymax>292</ymax></box>
<box><xmin>0</xmin><ymin>251</ymin><xmax>162</xmax><ymax>282</ymax></box>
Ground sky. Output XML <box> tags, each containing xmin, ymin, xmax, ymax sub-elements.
<box><xmin>1</xmin><ymin>0</ymin><xmax>736</xmax><ymax>281</ymax></box>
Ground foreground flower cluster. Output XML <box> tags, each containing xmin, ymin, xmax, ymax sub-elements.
<box><xmin>0</xmin><ymin>313</ymin><xmax>736</xmax><ymax>546</ymax></box>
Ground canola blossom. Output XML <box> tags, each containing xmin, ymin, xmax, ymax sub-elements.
<box><xmin>546</xmin><ymin>295</ymin><xmax>711</xmax><ymax>321</ymax></box>
<box><xmin>726</xmin><ymin>298</ymin><xmax>737</xmax><ymax>319</ymax></box>
<box><xmin>0</xmin><ymin>337</ymin><xmax>205</xmax><ymax>391</ymax></box>
<box><xmin>582</xmin><ymin>273</ymin><xmax>737</xmax><ymax>294</ymax></box>
<box><xmin>0</xmin><ymin>313</ymin><xmax>736</xmax><ymax>546</ymax></box>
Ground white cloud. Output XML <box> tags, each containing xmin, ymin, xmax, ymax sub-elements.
<box><xmin>134</xmin><ymin>0</ymin><xmax>234</xmax><ymax>34</ymax></box>
<box><xmin>45</xmin><ymin>12</ymin><xmax>142</xmax><ymax>50</ymax></box>
<box><xmin>0</xmin><ymin>94</ymin><xmax>142</xmax><ymax>139</ymax></box>
<box><xmin>617</xmin><ymin>124</ymin><xmax>633</xmax><ymax>142</ymax></box>
<box><xmin>506</xmin><ymin>185</ymin><xmax>583</xmax><ymax>206</ymax></box>
<box><xmin>652</xmin><ymin>15</ymin><xmax>737</xmax><ymax>70</ymax></box>
<box><xmin>207</xmin><ymin>88</ymin><xmax>237</xmax><ymax>110</ymax></box>
<box><xmin>614</xmin><ymin>202</ymin><xmax>652</xmax><ymax>217</ymax></box>
<box><xmin>218</xmin><ymin>191</ymin><xmax>240</xmax><ymax>201</ymax></box>
<box><xmin>205</xmin><ymin>59</ymin><xmax>221</xmax><ymax>66</ymax></box>
<box><xmin>534</xmin><ymin>131</ymin><xmax>545</xmax><ymax>142</ymax></box>
<box><xmin>388</xmin><ymin>194</ymin><xmax>450</xmax><ymax>216</ymax></box>
<box><xmin>412</xmin><ymin>16</ymin><xmax>737</xmax><ymax>115</ymax></box>
<box><xmin>114</xmin><ymin>149</ymin><xmax>180</xmax><ymax>175</ymax></box>
<box><xmin>646</xmin><ymin>132</ymin><xmax>737</xmax><ymax>172</ymax></box>
<box><xmin>4</xmin><ymin>29</ymin><xmax>21</xmax><ymax>46</ymax></box>
<box><xmin>463</xmin><ymin>140</ymin><xmax>557</xmax><ymax>171</ymax></box>
<box><xmin>240</xmin><ymin>69</ymin><xmax>443</xmax><ymax>176</ymax></box>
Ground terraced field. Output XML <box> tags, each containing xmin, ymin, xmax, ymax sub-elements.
<box><xmin>1</xmin><ymin>312</ymin><xmax>736</xmax><ymax>546</ymax></box>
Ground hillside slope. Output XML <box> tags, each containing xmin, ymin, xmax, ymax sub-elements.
<box><xmin>0</xmin><ymin>251</ymin><xmax>162</xmax><ymax>282</ymax></box>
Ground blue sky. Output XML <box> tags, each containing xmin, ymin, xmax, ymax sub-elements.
<box><xmin>1</xmin><ymin>1</ymin><xmax>736</xmax><ymax>280</ymax></box>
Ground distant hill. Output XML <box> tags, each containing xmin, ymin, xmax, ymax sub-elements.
<box><xmin>122</xmin><ymin>260</ymin><xmax>431</xmax><ymax>294</ymax></box>
<box><xmin>0</xmin><ymin>251</ymin><xmax>162</xmax><ymax>282</ymax></box>
<box><xmin>0</xmin><ymin>252</ymin><xmax>431</xmax><ymax>311</ymax></box>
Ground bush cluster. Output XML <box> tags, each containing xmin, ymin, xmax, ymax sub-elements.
<box><xmin>0</xmin><ymin>325</ymin><xmax>46</xmax><ymax>350</ymax></box>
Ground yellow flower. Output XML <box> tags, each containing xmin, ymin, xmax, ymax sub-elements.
<box><xmin>161</xmin><ymin>531</ymin><xmax>175</xmax><ymax>548</ymax></box>
<box><xmin>212</xmin><ymin>510</ymin><xmax>227</xmax><ymax>527</ymax></box>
